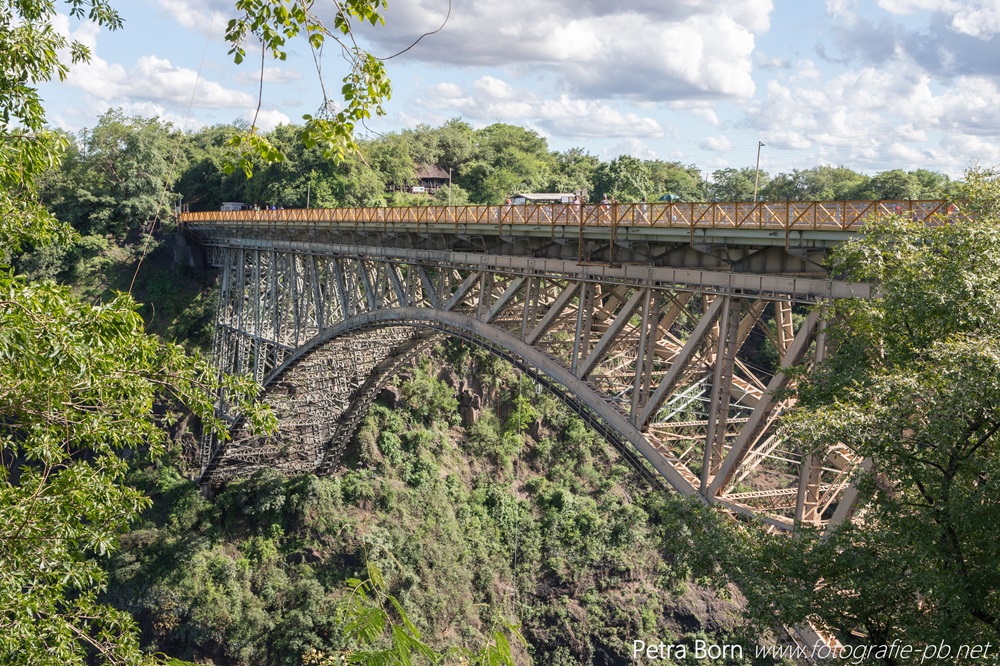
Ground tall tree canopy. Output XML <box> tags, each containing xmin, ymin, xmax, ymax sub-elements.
<box><xmin>591</xmin><ymin>155</ymin><xmax>653</xmax><ymax>203</ymax></box>
<box><xmin>707</xmin><ymin>166</ymin><xmax>766</xmax><ymax>201</ymax></box>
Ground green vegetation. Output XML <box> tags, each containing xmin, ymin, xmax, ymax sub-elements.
<box><xmin>107</xmin><ymin>348</ymin><xmax>754</xmax><ymax>665</ymax></box>
<box><xmin>2</xmin><ymin>2</ymin><xmax>993</xmax><ymax>663</ymax></box>
<box><xmin>0</xmin><ymin>1</ymin><xmax>390</xmax><ymax>663</ymax></box>
<box><xmin>683</xmin><ymin>166</ymin><xmax>1000</xmax><ymax>653</ymax></box>
<box><xmin>32</xmin><ymin>112</ymin><xmax>963</xmax><ymax>219</ymax></box>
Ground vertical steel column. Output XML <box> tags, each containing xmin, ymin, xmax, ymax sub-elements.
<box><xmin>776</xmin><ymin>299</ymin><xmax>794</xmax><ymax>360</ymax></box>
<box><xmin>520</xmin><ymin>276</ymin><xmax>535</xmax><ymax>340</ymax></box>
<box><xmin>476</xmin><ymin>272</ymin><xmax>493</xmax><ymax>320</ymax></box>
<box><xmin>250</xmin><ymin>248</ymin><xmax>264</xmax><ymax>383</ymax></box>
<box><xmin>269</xmin><ymin>250</ymin><xmax>282</xmax><ymax>374</ymax></box>
<box><xmin>795</xmin><ymin>317</ymin><xmax>827</xmax><ymax>525</ymax></box>
<box><xmin>358</xmin><ymin>259</ymin><xmax>377</xmax><ymax>311</ymax></box>
<box><xmin>630</xmin><ymin>289</ymin><xmax>656</xmax><ymax>423</ymax></box>
<box><xmin>701</xmin><ymin>296</ymin><xmax>741</xmax><ymax>494</ymax></box>
<box><xmin>332</xmin><ymin>257</ymin><xmax>351</xmax><ymax>320</ymax></box>
<box><xmin>571</xmin><ymin>282</ymin><xmax>595</xmax><ymax>375</ymax></box>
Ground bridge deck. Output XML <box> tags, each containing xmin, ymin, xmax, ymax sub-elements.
<box><xmin>181</xmin><ymin>199</ymin><xmax>952</xmax><ymax>232</ymax></box>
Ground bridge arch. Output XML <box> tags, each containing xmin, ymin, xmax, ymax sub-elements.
<box><xmin>207</xmin><ymin>308</ymin><xmax>691</xmax><ymax>495</ymax></box>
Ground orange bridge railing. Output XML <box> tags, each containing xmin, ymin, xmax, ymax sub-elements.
<box><xmin>181</xmin><ymin>200</ymin><xmax>956</xmax><ymax>232</ymax></box>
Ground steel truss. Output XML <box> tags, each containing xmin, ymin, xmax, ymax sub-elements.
<box><xmin>200</xmin><ymin>240</ymin><xmax>865</xmax><ymax>531</ymax></box>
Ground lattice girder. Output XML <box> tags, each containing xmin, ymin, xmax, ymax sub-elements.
<box><xmin>199</xmin><ymin>241</ymin><xmax>866</xmax><ymax>530</ymax></box>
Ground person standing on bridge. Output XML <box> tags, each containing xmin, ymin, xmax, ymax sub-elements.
<box><xmin>600</xmin><ymin>194</ymin><xmax>610</xmax><ymax>225</ymax></box>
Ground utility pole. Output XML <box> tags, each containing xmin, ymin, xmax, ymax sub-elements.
<box><xmin>753</xmin><ymin>140</ymin><xmax>765</xmax><ymax>201</ymax></box>
<box><xmin>448</xmin><ymin>167</ymin><xmax>452</xmax><ymax>206</ymax></box>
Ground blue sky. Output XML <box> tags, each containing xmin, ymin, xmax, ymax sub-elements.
<box><xmin>40</xmin><ymin>0</ymin><xmax>1000</xmax><ymax>178</ymax></box>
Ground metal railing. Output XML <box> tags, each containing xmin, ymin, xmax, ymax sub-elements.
<box><xmin>181</xmin><ymin>199</ymin><xmax>955</xmax><ymax>232</ymax></box>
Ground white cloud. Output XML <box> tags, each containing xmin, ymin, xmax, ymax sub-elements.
<box><xmin>473</xmin><ymin>76</ymin><xmax>518</xmax><ymax>100</ymax></box>
<box><xmin>701</xmin><ymin>135</ymin><xmax>733</xmax><ymax>152</ymax></box>
<box><xmin>790</xmin><ymin>60</ymin><xmax>822</xmax><ymax>83</ymax></box>
<box><xmin>757</xmin><ymin>53</ymin><xmax>791</xmax><ymax>69</ymax></box>
<box><xmin>241</xmin><ymin>108</ymin><xmax>291</xmax><ymax>131</ymax></box>
<box><xmin>949</xmin><ymin>3</ymin><xmax>1000</xmax><ymax>39</ymax></box>
<box><xmin>426</xmin><ymin>82</ymin><xmax>465</xmax><ymax>100</ymax></box>
<box><xmin>67</xmin><ymin>52</ymin><xmax>255</xmax><ymax>111</ymax></box>
<box><xmin>605</xmin><ymin>137</ymin><xmax>658</xmax><ymax>161</ymax></box>
<box><xmin>876</xmin><ymin>0</ymin><xmax>1000</xmax><ymax>38</ymax></box>
<box><xmin>669</xmin><ymin>100</ymin><xmax>720</xmax><ymax>125</ymax></box>
<box><xmin>826</xmin><ymin>0</ymin><xmax>859</xmax><ymax>20</ymax></box>
<box><xmin>153</xmin><ymin>0</ymin><xmax>231</xmax><ymax>34</ymax></box>
<box><xmin>117</xmin><ymin>102</ymin><xmax>205</xmax><ymax>130</ymax></box>
<box><xmin>357</xmin><ymin>0</ymin><xmax>771</xmax><ymax>102</ymax></box>
<box><xmin>744</xmin><ymin>54</ymin><xmax>1000</xmax><ymax>173</ymax></box>
<box><xmin>537</xmin><ymin>96</ymin><xmax>664</xmax><ymax>139</ymax></box>
<box><xmin>419</xmin><ymin>78</ymin><xmax>662</xmax><ymax>140</ymax></box>
<box><xmin>877</xmin><ymin>0</ymin><xmax>954</xmax><ymax>14</ymax></box>
<box><xmin>52</xmin><ymin>12</ymin><xmax>99</xmax><ymax>50</ymax></box>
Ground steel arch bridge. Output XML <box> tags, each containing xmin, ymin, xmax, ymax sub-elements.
<box><xmin>180</xmin><ymin>200</ymin><xmax>949</xmax><ymax>530</ymax></box>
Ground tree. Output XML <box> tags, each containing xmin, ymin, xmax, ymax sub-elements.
<box><xmin>0</xmin><ymin>2</ymin><xmax>270</xmax><ymax>663</ymax></box>
<box><xmin>363</xmin><ymin>133</ymin><xmax>417</xmax><ymax>191</ymax></box>
<box><xmin>910</xmin><ymin>168</ymin><xmax>959</xmax><ymax>199</ymax></box>
<box><xmin>303</xmin><ymin>560</ymin><xmax>522</xmax><ymax>666</ymax></box>
<box><xmin>707</xmin><ymin>167</ymin><xmax>764</xmax><ymax>201</ymax></box>
<box><xmin>0</xmin><ymin>275</ymin><xmax>273</xmax><ymax>665</ymax></box>
<box><xmin>41</xmin><ymin>110</ymin><xmax>184</xmax><ymax>237</ymax></box>
<box><xmin>548</xmin><ymin>147</ymin><xmax>599</xmax><ymax>195</ymax></box>
<box><xmin>173</xmin><ymin>123</ymin><xmax>249</xmax><ymax>211</ymax></box>
<box><xmin>590</xmin><ymin>155</ymin><xmax>653</xmax><ymax>203</ymax></box>
<box><xmin>854</xmin><ymin>168</ymin><xmax>922</xmax><ymax>200</ymax></box>
<box><xmin>645</xmin><ymin>159</ymin><xmax>705</xmax><ymax>201</ymax></box>
<box><xmin>757</xmin><ymin>165</ymin><xmax>872</xmax><ymax>201</ymax></box>
<box><xmin>402</xmin><ymin>118</ymin><xmax>476</xmax><ymax>176</ymax></box>
<box><xmin>696</xmin><ymin>167</ymin><xmax>1000</xmax><ymax>651</ymax></box>
<box><xmin>458</xmin><ymin>124</ymin><xmax>556</xmax><ymax>203</ymax></box>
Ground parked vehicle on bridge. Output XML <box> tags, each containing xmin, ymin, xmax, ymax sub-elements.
<box><xmin>220</xmin><ymin>202</ymin><xmax>250</xmax><ymax>212</ymax></box>
<box><xmin>509</xmin><ymin>192</ymin><xmax>576</xmax><ymax>205</ymax></box>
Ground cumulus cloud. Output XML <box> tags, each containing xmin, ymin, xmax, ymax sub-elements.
<box><xmin>668</xmin><ymin>100</ymin><xmax>720</xmax><ymax>125</ymax></box>
<box><xmin>745</xmin><ymin>57</ymin><xmax>1000</xmax><ymax>172</ymax></box>
<box><xmin>68</xmin><ymin>54</ymin><xmax>255</xmax><ymax>109</ymax></box>
<box><xmin>241</xmin><ymin>108</ymin><xmax>292</xmax><ymax>131</ymax></box>
<box><xmin>948</xmin><ymin>3</ymin><xmax>1000</xmax><ymax>39</ymax></box>
<box><xmin>605</xmin><ymin>137</ymin><xmax>658</xmax><ymax>160</ymax></box>
<box><xmin>52</xmin><ymin>12</ymin><xmax>99</xmax><ymax>50</ymax></box>
<box><xmin>757</xmin><ymin>53</ymin><xmax>791</xmax><ymax>69</ymax></box>
<box><xmin>51</xmin><ymin>9</ymin><xmax>257</xmax><ymax>117</ymax></box>
<box><xmin>418</xmin><ymin>77</ymin><xmax>663</xmax><ymax>140</ymax></box>
<box><xmin>117</xmin><ymin>102</ymin><xmax>207</xmax><ymax>130</ymax></box>
<box><xmin>876</xmin><ymin>0</ymin><xmax>952</xmax><ymax>14</ymax></box>
<box><xmin>353</xmin><ymin>0</ymin><xmax>771</xmax><ymax>102</ymax></box>
<box><xmin>828</xmin><ymin>2</ymin><xmax>1000</xmax><ymax>77</ymax></box>
<box><xmin>790</xmin><ymin>60</ymin><xmax>822</xmax><ymax>83</ymax></box>
<box><xmin>826</xmin><ymin>0</ymin><xmax>859</xmax><ymax>20</ymax></box>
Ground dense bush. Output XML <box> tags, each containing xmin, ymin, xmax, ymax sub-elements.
<box><xmin>106</xmin><ymin>345</ymin><xmax>755</xmax><ymax>665</ymax></box>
